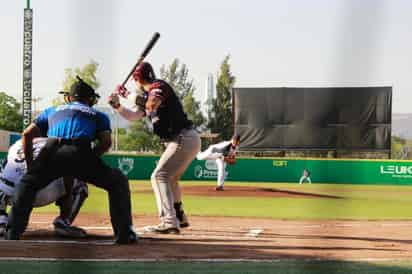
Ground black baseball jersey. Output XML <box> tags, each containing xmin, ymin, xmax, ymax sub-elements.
<box><xmin>146</xmin><ymin>80</ymin><xmax>193</xmax><ymax>140</ymax></box>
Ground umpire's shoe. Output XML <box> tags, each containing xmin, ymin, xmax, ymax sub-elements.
<box><xmin>115</xmin><ymin>227</ymin><xmax>139</xmax><ymax>244</ymax></box>
<box><xmin>0</xmin><ymin>214</ymin><xmax>7</xmax><ymax>237</ymax></box>
<box><xmin>0</xmin><ymin>223</ymin><xmax>5</xmax><ymax>237</ymax></box>
<box><xmin>4</xmin><ymin>228</ymin><xmax>19</xmax><ymax>240</ymax></box>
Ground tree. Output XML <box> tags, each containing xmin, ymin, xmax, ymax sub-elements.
<box><xmin>160</xmin><ymin>59</ymin><xmax>205</xmax><ymax>128</ymax></box>
<box><xmin>51</xmin><ymin>97</ymin><xmax>65</xmax><ymax>107</ymax></box>
<box><xmin>51</xmin><ymin>60</ymin><xmax>100</xmax><ymax>106</ymax></box>
<box><xmin>160</xmin><ymin>59</ymin><xmax>193</xmax><ymax>98</ymax></box>
<box><xmin>0</xmin><ymin>92</ymin><xmax>23</xmax><ymax>132</ymax></box>
<box><xmin>62</xmin><ymin>60</ymin><xmax>100</xmax><ymax>92</ymax></box>
<box><xmin>118</xmin><ymin>120</ymin><xmax>162</xmax><ymax>153</ymax></box>
<box><xmin>181</xmin><ymin>89</ymin><xmax>205</xmax><ymax>128</ymax></box>
<box><xmin>392</xmin><ymin>136</ymin><xmax>409</xmax><ymax>159</ymax></box>
<box><xmin>207</xmin><ymin>55</ymin><xmax>236</xmax><ymax>141</ymax></box>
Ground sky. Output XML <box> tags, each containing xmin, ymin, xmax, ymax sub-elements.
<box><xmin>1</xmin><ymin>0</ymin><xmax>412</xmax><ymax>113</ymax></box>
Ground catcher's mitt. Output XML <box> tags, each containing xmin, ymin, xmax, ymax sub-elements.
<box><xmin>224</xmin><ymin>155</ymin><xmax>236</xmax><ymax>165</ymax></box>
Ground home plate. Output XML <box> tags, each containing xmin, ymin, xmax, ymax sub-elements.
<box><xmin>245</xmin><ymin>229</ymin><xmax>263</xmax><ymax>237</ymax></box>
<box><xmin>135</xmin><ymin>226</ymin><xmax>158</xmax><ymax>234</ymax></box>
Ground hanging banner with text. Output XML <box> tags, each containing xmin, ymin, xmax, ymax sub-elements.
<box><xmin>22</xmin><ymin>8</ymin><xmax>33</xmax><ymax>129</ymax></box>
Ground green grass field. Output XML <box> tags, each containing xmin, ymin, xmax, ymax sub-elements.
<box><xmin>7</xmin><ymin>180</ymin><xmax>412</xmax><ymax>274</ymax></box>
<box><xmin>33</xmin><ymin>181</ymin><xmax>412</xmax><ymax>220</ymax></box>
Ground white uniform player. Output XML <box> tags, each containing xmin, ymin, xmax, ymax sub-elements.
<box><xmin>196</xmin><ymin>135</ymin><xmax>240</xmax><ymax>191</ymax></box>
<box><xmin>0</xmin><ymin>138</ymin><xmax>88</xmax><ymax>237</ymax></box>
<box><xmin>299</xmin><ymin>168</ymin><xmax>312</xmax><ymax>184</ymax></box>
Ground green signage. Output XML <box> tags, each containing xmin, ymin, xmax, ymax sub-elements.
<box><xmin>1</xmin><ymin>151</ymin><xmax>412</xmax><ymax>185</ymax></box>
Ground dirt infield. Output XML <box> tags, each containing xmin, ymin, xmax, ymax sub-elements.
<box><xmin>1</xmin><ymin>214</ymin><xmax>412</xmax><ymax>261</ymax></box>
<box><xmin>1</xmin><ymin>186</ymin><xmax>412</xmax><ymax>261</ymax></box>
<box><xmin>133</xmin><ymin>185</ymin><xmax>341</xmax><ymax>199</ymax></box>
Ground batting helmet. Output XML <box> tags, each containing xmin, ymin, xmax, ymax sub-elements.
<box><xmin>132</xmin><ymin>62</ymin><xmax>156</xmax><ymax>83</ymax></box>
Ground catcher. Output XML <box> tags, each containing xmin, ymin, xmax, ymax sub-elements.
<box><xmin>0</xmin><ymin>138</ymin><xmax>88</xmax><ymax>238</ymax></box>
<box><xmin>196</xmin><ymin>135</ymin><xmax>240</xmax><ymax>191</ymax></box>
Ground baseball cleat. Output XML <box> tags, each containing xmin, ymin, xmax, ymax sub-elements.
<box><xmin>179</xmin><ymin>212</ymin><xmax>190</xmax><ymax>228</ymax></box>
<box><xmin>174</xmin><ymin>202</ymin><xmax>189</xmax><ymax>228</ymax></box>
<box><xmin>175</xmin><ymin>210</ymin><xmax>189</xmax><ymax>228</ymax></box>
<box><xmin>215</xmin><ymin>186</ymin><xmax>224</xmax><ymax>191</ymax></box>
<box><xmin>145</xmin><ymin>223</ymin><xmax>180</xmax><ymax>234</ymax></box>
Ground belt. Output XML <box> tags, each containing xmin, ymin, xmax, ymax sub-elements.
<box><xmin>161</xmin><ymin>125</ymin><xmax>196</xmax><ymax>142</ymax></box>
<box><xmin>58</xmin><ymin>138</ymin><xmax>91</xmax><ymax>147</ymax></box>
<box><xmin>0</xmin><ymin>177</ymin><xmax>15</xmax><ymax>188</ymax></box>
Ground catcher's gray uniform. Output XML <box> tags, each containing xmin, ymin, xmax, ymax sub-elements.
<box><xmin>0</xmin><ymin>138</ymin><xmax>88</xmax><ymax>235</ymax></box>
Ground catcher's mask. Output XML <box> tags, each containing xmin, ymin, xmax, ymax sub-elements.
<box><xmin>59</xmin><ymin>76</ymin><xmax>100</xmax><ymax>106</ymax></box>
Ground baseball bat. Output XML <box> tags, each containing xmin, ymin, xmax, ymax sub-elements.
<box><xmin>121</xmin><ymin>32</ymin><xmax>161</xmax><ymax>87</ymax></box>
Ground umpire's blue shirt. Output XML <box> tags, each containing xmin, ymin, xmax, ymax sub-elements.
<box><xmin>34</xmin><ymin>102</ymin><xmax>111</xmax><ymax>141</ymax></box>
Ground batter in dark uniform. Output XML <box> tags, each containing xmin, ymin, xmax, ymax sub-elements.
<box><xmin>109</xmin><ymin>62</ymin><xmax>201</xmax><ymax>234</ymax></box>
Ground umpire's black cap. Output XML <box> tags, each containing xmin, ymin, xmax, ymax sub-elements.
<box><xmin>60</xmin><ymin>76</ymin><xmax>100</xmax><ymax>99</ymax></box>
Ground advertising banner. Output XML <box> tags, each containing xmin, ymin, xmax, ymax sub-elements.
<box><xmin>2</xmin><ymin>152</ymin><xmax>412</xmax><ymax>185</ymax></box>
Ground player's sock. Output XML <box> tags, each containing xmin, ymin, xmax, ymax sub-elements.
<box><xmin>174</xmin><ymin>202</ymin><xmax>189</xmax><ymax>228</ymax></box>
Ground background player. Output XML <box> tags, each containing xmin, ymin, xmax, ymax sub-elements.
<box><xmin>109</xmin><ymin>62</ymin><xmax>200</xmax><ymax>234</ymax></box>
<box><xmin>196</xmin><ymin>135</ymin><xmax>241</xmax><ymax>191</ymax></box>
<box><xmin>0</xmin><ymin>138</ymin><xmax>88</xmax><ymax>237</ymax></box>
<box><xmin>299</xmin><ymin>168</ymin><xmax>312</xmax><ymax>184</ymax></box>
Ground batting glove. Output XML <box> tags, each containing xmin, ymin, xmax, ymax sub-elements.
<box><xmin>115</xmin><ymin>85</ymin><xmax>130</xmax><ymax>98</ymax></box>
<box><xmin>108</xmin><ymin>92</ymin><xmax>121</xmax><ymax>109</ymax></box>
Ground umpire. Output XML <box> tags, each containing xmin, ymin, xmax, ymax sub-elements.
<box><xmin>4</xmin><ymin>76</ymin><xmax>137</xmax><ymax>244</ymax></box>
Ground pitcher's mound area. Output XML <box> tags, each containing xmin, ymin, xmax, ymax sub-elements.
<box><xmin>135</xmin><ymin>185</ymin><xmax>341</xmax><ymax>199</ymax></box>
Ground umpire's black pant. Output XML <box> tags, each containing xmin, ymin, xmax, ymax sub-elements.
<box><xmin>7</xmin><ymin>138</ymin><xmax>133</xmax><ymax>240</ymax></box>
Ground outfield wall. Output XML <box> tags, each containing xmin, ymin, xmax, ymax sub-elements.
<box><xmin>2</xmin><ymin>152</ymin><xmax>412</xmax><ymax>185</ymax></box>
<box><xmin>104</xmin><ymin>155</ymin><xmax>412</xmax><ymax>185</ymax></box>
